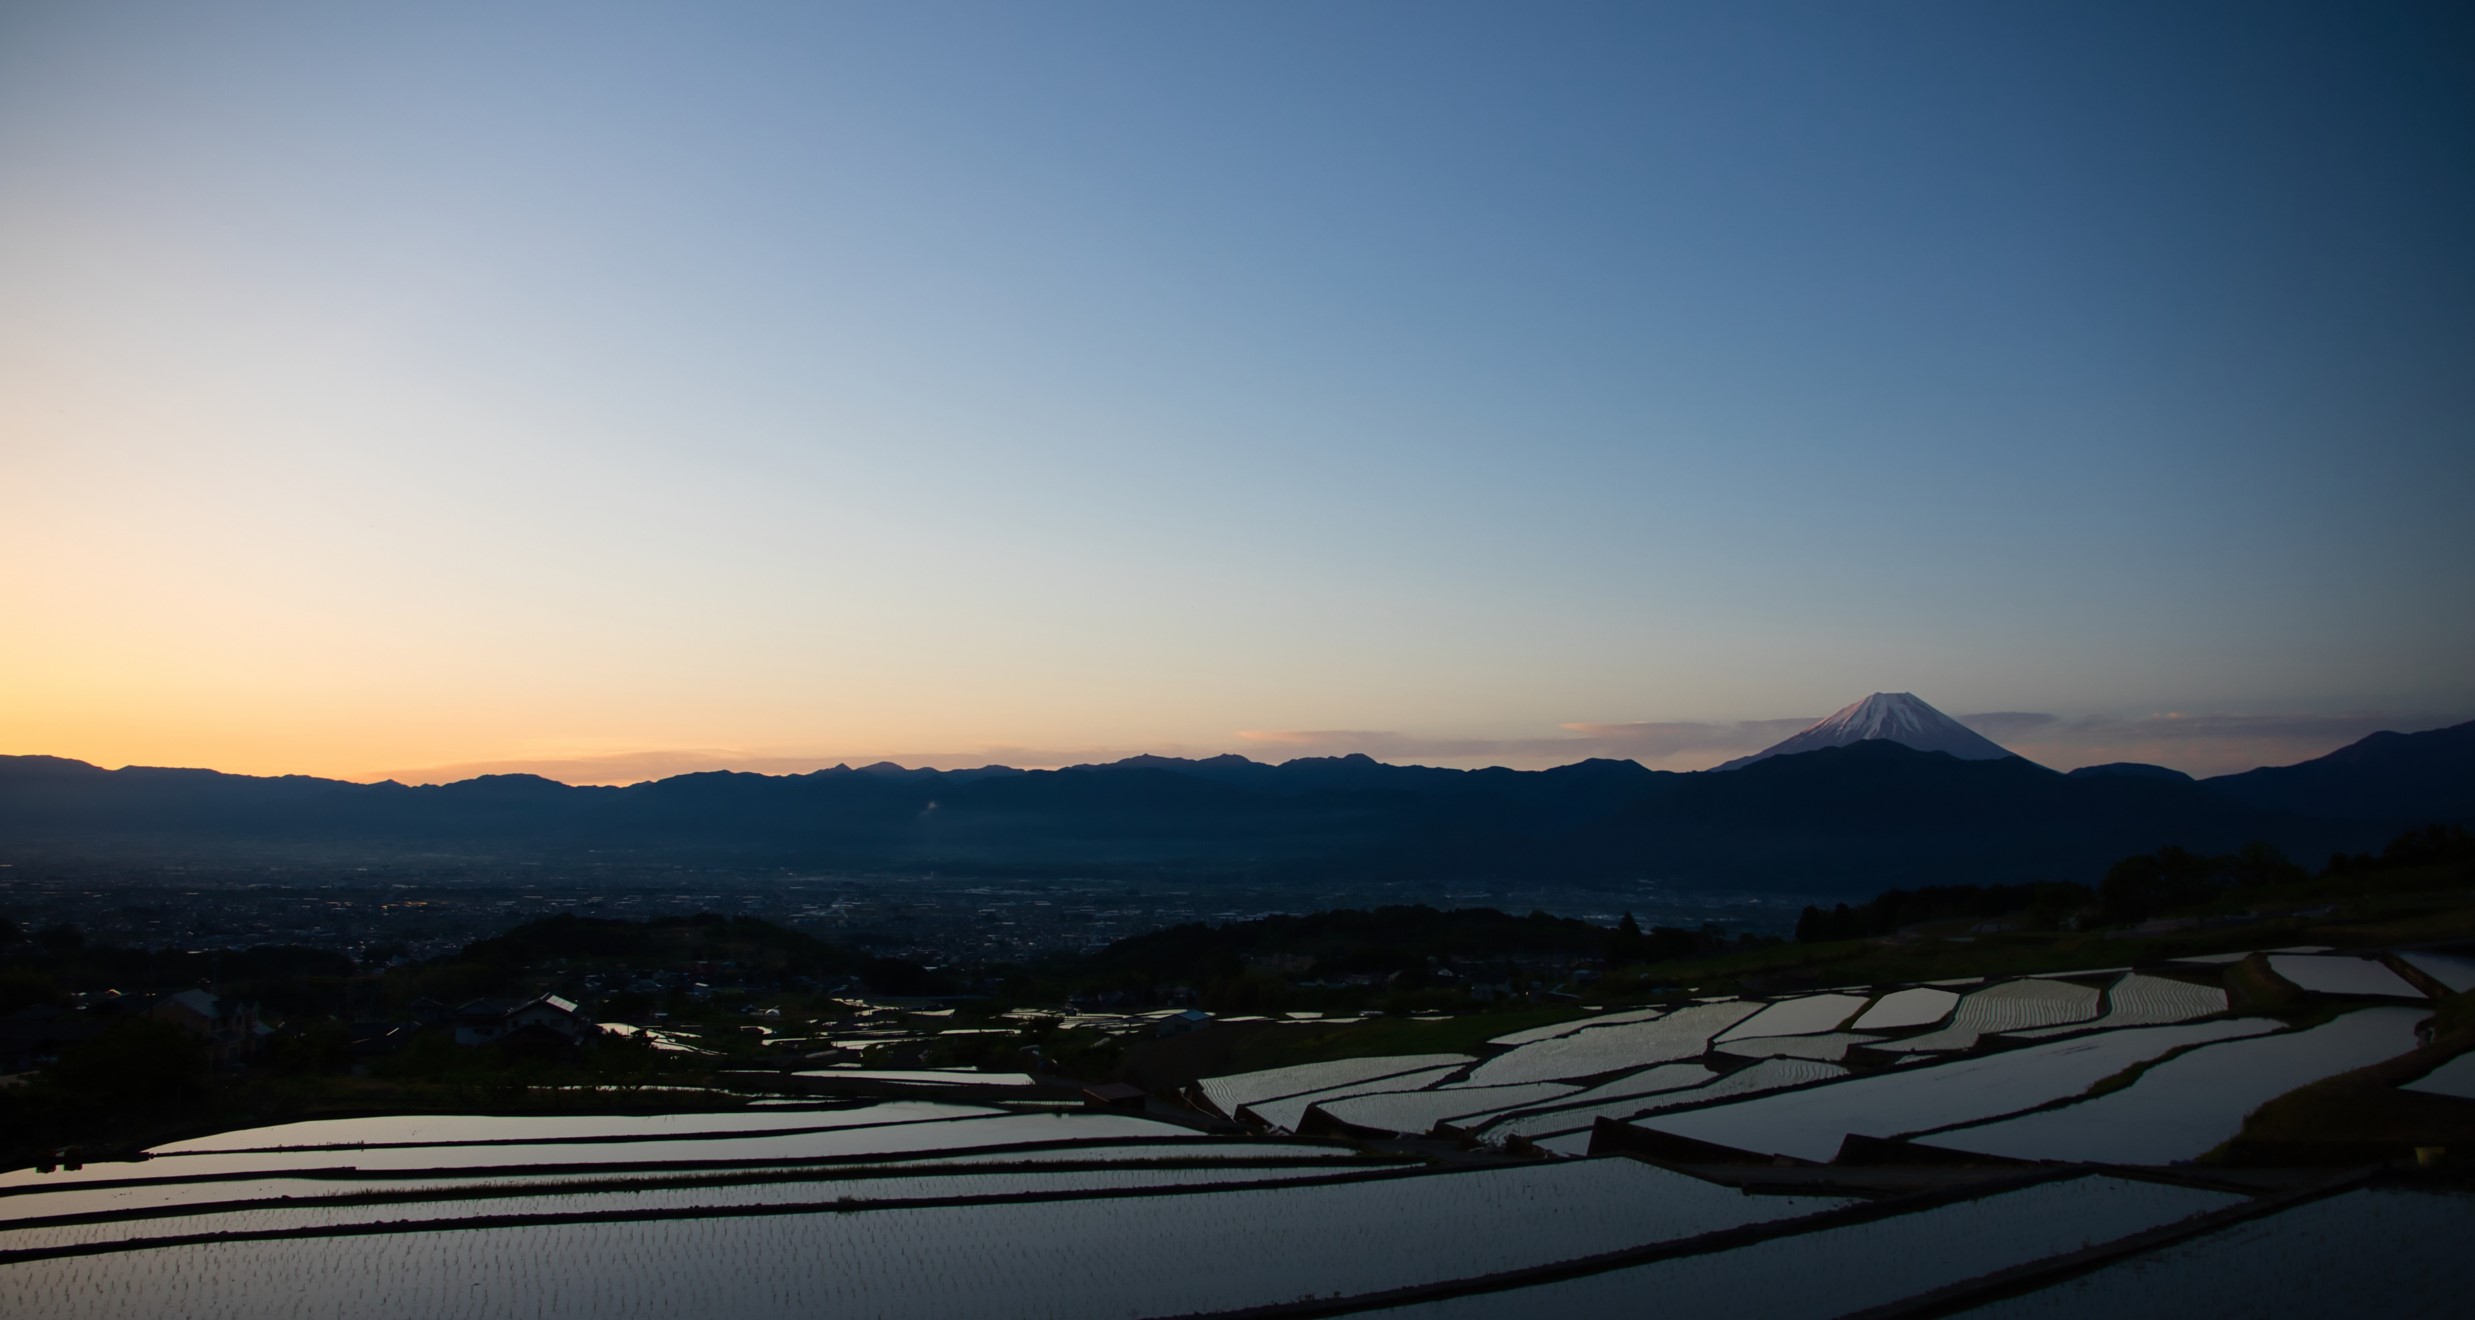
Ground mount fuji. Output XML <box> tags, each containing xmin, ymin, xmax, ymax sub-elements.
<box><xmin>1717</xmin><ymin>692</ymin><xmax>2019</xmax><ymax>770</ymax></box>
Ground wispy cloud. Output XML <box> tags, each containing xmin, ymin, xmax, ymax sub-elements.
<box><xmin>1551</xmin><ymin>718</ymin><xmax>1822</xmax><ymax>761</ymax></box>
<box><xmin>1954</xmin><ymin>711</ymin><xmax>2061</xmax><ymax>738</ymax></box>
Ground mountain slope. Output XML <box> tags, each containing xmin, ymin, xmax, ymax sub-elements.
<box><xmin>1716</xmin><ymin>692</ymin><xmax>2017</xmax><ymax>769</ymax></box>
<box><xmin>2202</xmin><ymin>720</ymin><xmax>2475</xmax><ymax>825</ymax></box>
<box><xmin>3</xmin><ymin>719</ymin><xmax>2465</xmax><ymax>894</ymax></box>
<box><xmin>1559</xmin><ymin>739</ymin><xmax>2345</xmax><ymax>892</ymax></box>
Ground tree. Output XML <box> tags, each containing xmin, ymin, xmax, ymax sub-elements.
<box><xmin>1607</xmin><ymin>912</ymin><xmax>1648</xmax><ymax>963</ymax></box>
<box><xmin>43</xmin><ymin>1019</ymin><xmax>211</xmax><ymax>1112</ymax></box>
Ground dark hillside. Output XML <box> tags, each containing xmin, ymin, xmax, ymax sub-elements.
<box><xmin>1553</xmin><ymin>741</ymin><xmax>2364</xmax><ymax>893</ymax></box>
<box><xmin>2</xmin><ymin>723</ymin><xmax>2463</xmax><ymax>893</ymax></box>
<box><xmin>2204</xmin><ymin>720</ymin><xmax>2475</xmax><ymax>825</ymax></box>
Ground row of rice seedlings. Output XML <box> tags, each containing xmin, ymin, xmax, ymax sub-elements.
<box><xmin>2008</xmin><ymin>973</ymin><xmax>2227</xmax><ymax>1039</ymax></box>
<box><xmin>1484</xmin><ymin>1006</ymin><xmax>1666</xmax><ymax>1048</ymax></box>
<box><xmin>1309</xmin><ymin>1081</ymin><xmax>1581</xmax><ymax>1137</ymax></box>
<box><xmin>148</xmin><ymin>1104</ymin><xmax>997</xmax><ymax>1154</ymax></box>
<box><xmin>1361</xmin><ymin>1174</ymin><xmax>2246</xmax><ymax>1320</ymax></box>
<box><xmin>1714</xmin><ymin>994</ymin><xmax>1870</xmax><ymax>1042</ymax></box>
<box><xmin>1712</xmin><ymin>1032</ymin><xmax>1883</xmax><ymax>1063</ymax></box>
<box><xmin>1239</xmin><ymin>1066</ymin><xmax>1464</xmax><ymax>1133</ymax></box>
<box><xmin>1192</xmin><ymin>1054</ymin><xmax>1474</xmax><ymax>1119</ymax></box>
<box><xmin>1629</xmin><ymin>1018</ymin><xmax>2281</xmax><ymax>1162</ymax></box>
<box><xmin>0</xmin><ymin>1160</ymin><xmax>1845</xmax><ymax>1320</ymax></box>
<box><xmin>0</xmin><ymin>1161</ymin><xmax>1436</xmax><ymax>1257</ymax></box>
<box><xmin>1849</xmin><ymin>986</ymin><xmax>1961</xmax><ymax>1031</ymax></box>
<box><xmin>1457</xmin><ymin>1002</ymin><xmax>1762</xmax><ymax>1088</ymax></box>
<box><xmin>1885</xmin><ymin>979</ymin><xmax>2103</xmax><ymax>1052</ymax></box>
<box><xmin>1953</xmin><ymin>1186</ymin><xmax>2475</xmax><ymax>1319</ymax></box>
<box><xmin>2263</xmin><ymin>954</ymin><xmax>2426</xmax><ymax>999</ymax></box>
<box><xmin>1917</xmin><ymin>1006</ymin><xmax>2431</xmax><ymax>1165</ymax></box>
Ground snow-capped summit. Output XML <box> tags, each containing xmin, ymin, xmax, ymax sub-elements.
<box><xmin>1716</xmin><ymin>692</ymin><xmax>2016</xmax><ymax>770</ymax></box>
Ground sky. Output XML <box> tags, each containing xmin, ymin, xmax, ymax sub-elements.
<box><xmin>2</xmin><ymin>2</ymin><xmax>2471</xmax><ymax>785</ymax></box>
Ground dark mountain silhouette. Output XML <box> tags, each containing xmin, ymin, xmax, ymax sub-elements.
<box><xmin>2067</xmin><ymin>762</ymin><xmax>2195</xmax><ymax>783</ymax></box>
<box><xmin>1550</xmin><ymin>741</ymin><xmax>2332</xmax><ymax>892</ymax></box>
<box><xmin>2200</xmin><ymin>721</ymin><xmax>2475</xmax><ymax>825</ymax></box>
<box><xmin>2</xmin><ymin>719</ymin><xmax>2467</xmax><ymax>895</ymax></box>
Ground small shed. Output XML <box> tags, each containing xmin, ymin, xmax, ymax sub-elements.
<box><xmin>1154</xmin><ymin>1009</ymin><xmax>1214</xmax><ymax>1038</ymax></box>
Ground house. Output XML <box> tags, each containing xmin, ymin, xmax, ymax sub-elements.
<box><xmin>452</xmin><ymin>994</ymin><xmax>599</xmax><ymax>1049</ymax></box>
<box><xmin>149</xmin><ymin>989</ymin><xmax>264</xmax><ymax>1069</ymax></box>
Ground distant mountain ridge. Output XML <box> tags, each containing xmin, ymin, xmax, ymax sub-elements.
<box><xmin>3</xmin><ymin>715</ymin><xmax>2469</xmax><ymax>897</ymax></box>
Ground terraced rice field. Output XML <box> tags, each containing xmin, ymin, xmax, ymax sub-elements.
<box><xmin>1311</xmin><ymin>1081</ymin><xmax>1580</xmax><ymax>1136</ymax></box>
<box><xmin>1891</xmin><ymin>979</ymin><xmax>2104</xmax><ymax>1051</ymax></box>
<box><xmin>1516</xmin><ymin>1059</ymin><xmax>1851</xmax><ymax>1155</ymax></box>
<box><xmin>1240</xmin><ymin>1066</ymin><xmax>1465</xmax><ymax>1132</ymax></box>
<box><xmin>1457</xmin><ymin>1002</ymin><xmax>1760</xmax><ymax>1087</ymax></box>
<box><xmin>1953</xmin><ymin>1186</ymin><xmax>2475</xmax><ymax>1319</ymax></box>
<box><xmin>0</xmin><ymin>1113</ymin><xmax>1217</xmax><ymax>1194</ymax></box>
<box><xmin>2264</xmin><ymin>954</ymin><xmax>2426</xmax><ymax>999</ymax></box>
<box><xmin>1628</xmin><ymin>1019</ymin><xmax>2278</xmax><ymax>1161</ymax></box>
<box><xmin>1711</xmin><ymin>1032</ymin><xmax>1882</xmax><ymax>1062</ymax></box>
<box><xmin>2401</xmin><ymin>1051</ymin><xmax>2475</xmax><ymax>1100</ymax></box>
<box><xmin>1194</xmin><ymin>1055</ymin><xmax>1474</xmax><ymax>1119</ymax></box>
<box><xmin>1849</xmin><ymin>987</ymin><xmax>1960</xmax><ymax>1031</ymax></box>
<box><xmin>146</xmin><ymin>1106</ymin><xmax>990</xmax><ymax>1152</ymax></box>
<box><xmin>1919</xmin><ymin>1007</ymin><xmax>2431</xmax><ymax>1164</ymax></box>
<box><xmin>1452</xmin><ymin>1063</ymin><xmax>1718</xmax><ymax>1134</ymax></box>
<box><xmin>0</xmin><ymin>1140</ymin><xmax>1375</xmax><ymax>1227</ymax></box>
<box><xmin>2008</xmin><ymin>973</ymin><xmax>2226</xmax><ymax>1038</ymax></box>
<box><xmin>1484</xmin><ymin>1007</ymin><xmax>1664</xmax><ymax>1047</ymax></box>
<box><xmin>6</xmin><ymin>936</ymin><xmax>2462</xmax><ymax>1320</ymax></box>
<box><xmin>1363</xmin><ymin>1175</ymin><xmax>2244</xmax><ymax>1319</ymax></box>
<box><xmin>0</xmin><ymin>1155</ymin><xmax>1843</xmax><ymax>1320</ymax></box>
<box><xmin>0</xmin><ymin>1163</ymin><xmax>1432</xmax><ymax>1255</ymax></box>
<box><xmin>1713</xmin><ymin>994</ymin><xmax>1868</xmax><ymax>1041</ymax></box>
<box><xmin>9</xmin><ymin>1110</ymin><xmax>2459</xmax><ymax>1320</ymax></box>
<box><xmin>2397</xmin><ymin>950</ymin><xmax>2475</xmax><ymax>994</ymax></box>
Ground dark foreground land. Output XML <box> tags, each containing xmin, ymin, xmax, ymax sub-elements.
<box><xmin>1</xmin><ymin>830</ymin><xmax>2471</xmax><ymax>1320</ymax></box>
<box><xmin>4</xmin><ymin>824</ymin><xmax>2470</xmax><ymax>1174</ymax></box>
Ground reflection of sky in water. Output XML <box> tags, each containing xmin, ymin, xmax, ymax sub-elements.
<box><xmin>0</xmin><ymin>1112</ymin><xmax>1187</xmax><ymax>1192</ymax></box>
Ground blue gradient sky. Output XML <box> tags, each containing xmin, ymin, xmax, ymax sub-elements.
<box><xmin>3</xmin><ymin>2</ymin><xmax>2470</xmax><ymax>781</ymax></box>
